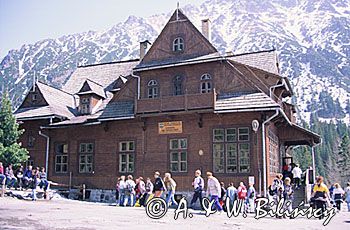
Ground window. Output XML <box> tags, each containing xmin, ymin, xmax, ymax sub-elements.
<box><xmin>173</xmin><ymin>37</ymin><xmax>184</xmax><ymax>52</ymax></box>
<box><xmin>55</xmin><ymin>143</ymin><xmax>68</xmax><ymax>173</ymax></box>
<box><xmin>28</xmin><ymin>133</ymin><xmax>35</xmax><ymax>148</ymax></box>
<box><xmin>170</xmin><ymin>138</ymin><xmax>187</xmax><ymax>172</ymax></box>
<box><xmin>200</xmin><ymin>73</ymin><xmax>212</xmax><ymax>93</ymax></box>
<box><xmin>79</xmin><ymin>143</ymin><xmax>94</xmax><ymax>173</ymax></box>
<box><xmin>80</xmin><ymin>97</ymin><xmax>90</xmax><ymax>114</ymax></box>
<box><xmin>173</xmin><ymin>76</ymin><xmax>183</xmax><ymax>96</ymax></box>
<box><xmin>147</xmin><ymin>80</ymin><xmax>159</xmax><ymax>98</ymax></box>
<box><xmin>32</xmin><ymin>94</ymin><xmax>38</xmax><ymax>103</ymax></box>
<box><xmin>119</xmin><ymin>141</ymin><xmax>135</xmax><ymax>173</ymax></box>
<box><xmin>269</xmin><ymin>130</ymin><xmax>279</xmax><ymax>173</ymax></box>
<box><xmin>213</xmin><ymin>127</ymin><xmax>250</xmax><ymax>173</ymax></box>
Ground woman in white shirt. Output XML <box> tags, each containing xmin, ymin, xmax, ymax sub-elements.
<box><xmin>333</xmin><ymin>183</ymin><xmax>345</xmax><ymax>211</ymax></box>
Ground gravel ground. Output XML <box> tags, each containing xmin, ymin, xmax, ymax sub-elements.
<box><xmin>0</xmin><ymin>197</ymin><xmax>349</xmax><ymax>230</ymax></box>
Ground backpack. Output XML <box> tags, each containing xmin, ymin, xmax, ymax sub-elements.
<box><xmin>249</xmin><ymin>189</ymin><xmax>255</xmax><ymax>199</ymax></box>
<box><xmin>238</xmin><ymin>187</ymin><xmax>247</xmax><ymax>199</ymax></box>
<box><xmin>268</xmin><ymin>185</ymin><xmax>276</xmax><ymax>196</ymax></box>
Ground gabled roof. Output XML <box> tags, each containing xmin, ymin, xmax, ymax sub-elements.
<box><xmin>137</xmin><ymin>8</ymin><xmax>217</xmax><ymax>68</ymax></box>
<box><xmin>14</xmin><ymin>81</ymin><xmax>75</xmax><ymax>120</ymax></box>
<box><xmin>77</xmin><ymin>79</ymin><xmax>106</xmax><ymax>98</ymax></box>
<box><xmin>215</xmin><ymin>92</ymin><xmax>280</xmax><ymax>113</ymax></box>
<box><xmin>63</xmin><ymin>59</ymin><xmax>139</xmax><ymax>94</ymax></box>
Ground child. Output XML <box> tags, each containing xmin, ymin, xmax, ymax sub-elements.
<box><xmin>283</xmin><ymin>178</ymin><xmax>294</xmax><ymax>217</ymax></box>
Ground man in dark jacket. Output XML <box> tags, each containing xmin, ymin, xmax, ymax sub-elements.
<box><xmin>153</xmin><ymin>171</ymin><xmax>166</xmax><ymax>197</ymax></box>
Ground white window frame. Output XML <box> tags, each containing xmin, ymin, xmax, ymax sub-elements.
<box><xmin>147</xmin><ymin>80</ymin><xmax>159</xmax><ymax>99</ymax></box>
<box><xmin>119</xmin><ymin>141</ymin><xmax>135</xmax><ymax>173</ymax></box>
<box><xmin>169</xmin><ymin>138</ymin><xmax>187</xmax><ymax>173</ymax></box>
<box><xmin>213</xmin><ymin>127</ymin><xmax>250</xmax><ymax>173</ymax></box>
<box><xmin>79</xmin><ymin>143</ymin><xmax>94</xmax><ymax>173</ymax></box>
<box><xmin>173</xmin><ymin>37</ymin><xmax>184</xmax><ymax>52</ymax></box>
<box><xmin>55</xmin><ymin>143</ymin><xmax>68</xmax><ymax>173</ymax></box>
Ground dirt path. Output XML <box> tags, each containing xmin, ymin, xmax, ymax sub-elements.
<box><xmin>0</xmin><ymin>198</ymin><xmax>349</xmax><ymax>230</ymax></box>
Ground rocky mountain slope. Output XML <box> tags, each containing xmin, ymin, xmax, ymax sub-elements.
<box><xmin>1</xmin><ymin>0</ymin><xmax>349</xmax><ymax>124</ymax></box>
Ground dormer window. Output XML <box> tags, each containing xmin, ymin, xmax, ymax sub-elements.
<box><xmin>147</xmin><ymin>80</ymin><xmax>159</xmax><ymax>99</ymax></box>
<box><xmin>32</xmin><ymin>93</ymin><xmax>38</xmax><ymax>103</ymax></box>
<box><xmin>200</xmin><ymin>73</ymin><xmax>212</xmax><ymax>93</ymax></box>
<box><xmin>173</xmin><ymin>37</ymin><xmax>184</xmax><ymax>52</ymax></box>
<box><xmin>174</xmin><ymin>76</ymin><xmax>183</xmax><ymax>96</ymax></box>
<box><xmin>80</xmin><ymin>97</ymin><xmax>91</xmax><ymax>114</ymax></box>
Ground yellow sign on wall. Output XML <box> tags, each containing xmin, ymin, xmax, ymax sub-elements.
<box><xmin>158</xmin><ymin>121</ymin><xmax>183</xmax><ymax>134</ymax></box>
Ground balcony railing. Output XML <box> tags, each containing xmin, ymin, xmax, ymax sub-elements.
<box><xmin>136</xmin><ymin>91</ymin><xmax>216</xmax><ymax>114</ymax></box>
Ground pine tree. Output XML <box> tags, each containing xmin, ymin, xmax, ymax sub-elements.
<box><xmin>0</xmin><ymin>91</ymin><xmax>28</xmax><ymax>166</ymax></box>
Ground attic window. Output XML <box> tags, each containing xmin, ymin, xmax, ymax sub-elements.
<box><xmin>200</xmin><ymin>73</ymin><xmax>212</xmax><ymax>93</ymax></box>
<box><xmin>32</xmin><ymin>94</ymin><xmax>38</xmax><ymax>103</ymax></box>
<box><xmin>147</xmin><ymin>80</ymin><xmax>159</xmax><ymax>99</ymax></box>
<box><xmin>173</xmin><ymin>37</ymin><xmax>184</xmax><ymax>52</ymax></box>
<box><xmin>80</xmin><ymin>97</ymin><xmax>91</xmax><ymax>114</ymax></box>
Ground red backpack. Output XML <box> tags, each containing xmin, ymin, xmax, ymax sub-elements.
<box><xmin>238</xmin><ymin>186</ymin><xmax>247</xmax><ymax>199</ymax></box>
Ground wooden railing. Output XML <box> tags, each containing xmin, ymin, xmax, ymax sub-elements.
<box><xmin>136</xmin><ymin>91</ymin><xmax>216</xmax><ymax>114</ymax></box>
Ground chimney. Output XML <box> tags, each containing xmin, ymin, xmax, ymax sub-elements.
<box><xmin>201</xmin><ymin>19</ymin><xmax>211</xmax><ymax>42</ymax></box>
<box><xmin>139</xmin><ymin>40</ymin><xmax>151</xmax><ymax>60</ymax></box>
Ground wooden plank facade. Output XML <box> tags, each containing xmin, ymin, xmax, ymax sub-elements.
<box><xmin>14</xmin><ymin>9</ymin><xmax>320</xmax><ymax>193</ymax></box>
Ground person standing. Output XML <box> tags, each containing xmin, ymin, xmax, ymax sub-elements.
<box><xmin>283</xmin><ymin>178</ymin><xmax>294</xmax><ymax>217</ymax></box>
<box><xmin>206</xmin><ymin>171</ymin><xmax>222</xmax><ymax>212</ymax></box>
<box><xmin>115</xmin><ymin>177</ymin><xmax>121</xmax><ymax>205</ymax></box>
<box><xmin>31</xmin><ymin>168</ymin><xmax>39</xmax><ymax>201</ymax></box>
<box><xmin>345</xmin><ymin>182</ymin><xmax>350</xmax><ymax>212</ymax></box>
<box><xmin>153</xmin><ymin>171</ymin><xmax>166</xmax><ymax>198</ymax></box>
<box><xmin>237</xmin><ymin>182</ymin><xmax>248</xmax><ymax>212</ymax></box>
<box><xmin>219</xmin><ymin>182</ymin><xmax>226</xmax><ymax>207</ymax></box>
<box><xmin>292</xmin><ymin>164</ymin><xmax>302</xmax><ymax>189</ymax></box>
<box><xmin>144</xmin><ymin>177</ymin><xmax>154</xmax><ymax>205</ymax></box>
<box><xmin>271</xmin><ymin>174</ymin><xmax>284</xmax><ymax>205</ymax></box>
<box><xmin>311</xmin><ymin>176</ymin><xmax>330</xmax><ymax>219</ymax></box>
<box><xmin>164</xmin><ymin>173</ymin><xmax>178</xmax><ymax>207</ymax></box>
<box><xmin>137</xmin><ymin>177</ymin><xmax>147</xmax><ymax>207</ymax></box>
<box><xmin>333</xmin><ymin>183</ymin><xmax>345</xmax><ymax>211</ymax></box>
<box><xmin>226</xmin><ymin>183</ymin><xmax>237</xmax><ymax>209</ymax></box>
<box><xmin>118</xmin><ymin>176</ymin><xmax>126</xmax><ymax>206</ymax></box>
<box><xmin>124</xmin><ymin>175</ymin><xmax>136</xmax><ymax>206</ymax></box>
<box><xmin>247</xmin><ymin>183</ymin><xmax>256</xmax><ymax>213</ymax></box>
<box><xmin>190</xmin><ymin>170</ymin><xmax>204</xmax><ymax>210</ymax></box>
<box><xmin>0</xmin><ymin>162</ymin><xmax>6</xmax><ymax>186</ymax></box>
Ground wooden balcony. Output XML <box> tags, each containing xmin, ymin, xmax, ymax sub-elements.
<box><xmin>136</xmin><ymin>91</ymin><xmax>216</xmax><ymax>114</ymax></box>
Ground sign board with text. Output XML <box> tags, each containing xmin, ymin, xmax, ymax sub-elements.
<box><xmin>158</xmin><ymin>121</ymin><xmax>183</xmax><ymax>134</ymax></box>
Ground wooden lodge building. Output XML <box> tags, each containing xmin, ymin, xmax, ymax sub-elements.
<box><xmin>14</xmin><ymin>9</ymin><xmax>320</xmax><ymax>195</ymax></box>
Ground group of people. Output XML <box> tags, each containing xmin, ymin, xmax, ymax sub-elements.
<box><xmin>116</xmin><ymin>171</ymin><xmax>178</xmax><ymax>207</ymax></box>
<box><xmin>115</xmin><ymin>169</ymin><xmax>256</xmax><ymax>213</ymax></box>
<box><xmin>282</xmin><ymin>163</ymin><xmax>303</xmax><ymax>189</ymax></box>
<box><xmin>271</xmin><ymin>172</ymin><xmax>350</xmax><ymax>218</ymax></box>
<box><xmin>0</xmin><ymin>162</ymin><xmax>49</xmax><ymax>200</ymax></box>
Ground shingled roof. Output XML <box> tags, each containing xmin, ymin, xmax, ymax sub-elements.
<box><xmin>63</xmin><ymin>59</ymin><xmax>139</xmax><ymax>94</ymax></box>
<box><xmin>135</xmin><ymin>50</ymin><xmax>280</xmax><ymax>76</ymax></box>
<box><xmin>77</xmin><ymin>79</ymin><xmax>106</xmax><ymax>98</ymax></box>
<box><xmin>215</xmin><ymin>92</ymin><xmax>280</xmax><ymax>113</ymax></box>
<box><xmin>14</xmin><ymin>82</ymin><xmax>75</xmax><ymax>120</ymax></box>
<box><xmin>227</xmin><ymin>50</ymin><xmax>279</xmax><ymax>75</ymax></box>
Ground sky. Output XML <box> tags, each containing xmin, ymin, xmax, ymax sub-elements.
<box><xmin>0</xmin><ymin>0</ymin><xmax>205</xmax><ymax>59</ymax></box>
